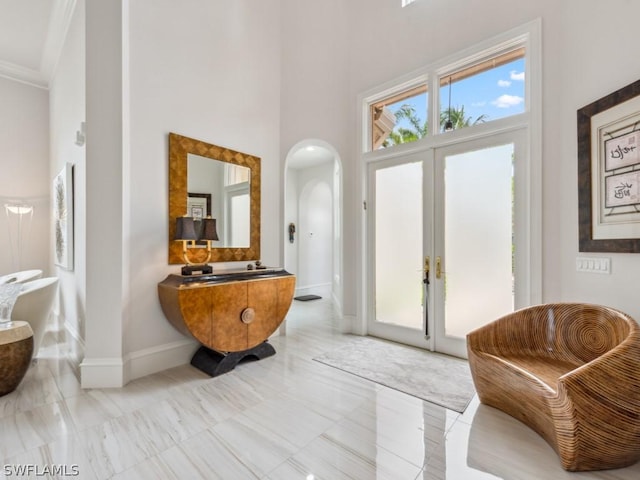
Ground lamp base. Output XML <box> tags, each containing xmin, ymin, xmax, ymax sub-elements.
<box><xmin>181</xmin><ymin>264</ymin><xmax>213</xmax><ymax>276</ymax></box>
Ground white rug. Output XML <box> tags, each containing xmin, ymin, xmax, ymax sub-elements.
<box><xmin>313</xmin><ymin>336</ymin><xmax>476</xmax><ymax>413</ymax></box>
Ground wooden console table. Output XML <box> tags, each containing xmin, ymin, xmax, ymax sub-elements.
<box><xmin>158</xmin><ymin>268</ymin><xmax>295</xmax><ymax>376</ymax></box>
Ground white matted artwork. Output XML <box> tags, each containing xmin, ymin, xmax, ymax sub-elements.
<box><xmin>578</xmin><ymin>78</ymin><xmax>640</xmax><ymax>252</ymax></box>
<box><xmin>591</xmin><ymin>94</ymin><xmax>640</xmax><ymax>240</ymax></box>
<box><xmin>54</xmin><ymin>163</ymin><xmax>74</xmax><ymax>270</ymax></box>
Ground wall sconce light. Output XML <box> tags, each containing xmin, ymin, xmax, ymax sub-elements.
<box><xmin>444</xmin><ymin>76</ymin><xmax>454</xmax><ymax>132</ymax></box>
<box><xmin>4</xmin><ymin>203</ymin><xmax>34</xmax><ymax>271</ymax></box>
<box><xmin>175</xmin><ymin>216</ymin><xmax>219</xmax><ymax>275</ymax></box>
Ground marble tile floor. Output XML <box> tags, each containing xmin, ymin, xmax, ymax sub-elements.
<box><xmin>1</xmin><ymin>299</ymin><xmax>640</xmax><ymax>479</ymax></box>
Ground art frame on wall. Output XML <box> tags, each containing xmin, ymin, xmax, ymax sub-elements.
<box><xmin>54</xmin><ymin>163</ymin><xmax>74</xmax><ymax>269</ymax></box>
<box><xmin>578</xmin><ymin>78</ymin><xmax>640</xmax><ymax>252</ymax></box>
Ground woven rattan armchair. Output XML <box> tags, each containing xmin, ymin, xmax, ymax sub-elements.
<box><xmin>467</xmin><ymin>303</ymin><xmax>640</xmax><ymax>472</ymax></box>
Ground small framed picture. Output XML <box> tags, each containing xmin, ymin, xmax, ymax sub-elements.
<box><xmin>187</xmin><ymin>192</ymin><xmax>211</xmax><ymax>220</ymax></box>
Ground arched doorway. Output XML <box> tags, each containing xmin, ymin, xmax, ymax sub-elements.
<box><xmin>282</xmin><ymin>139</ymin><xmax>343</xmax><ymax>329</ymax></box>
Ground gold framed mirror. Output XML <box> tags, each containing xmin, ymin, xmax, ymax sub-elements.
<box><xmin>168</xmin><ymin>132</ymin><xmax>261</xmax><ymax>264</ymax></box>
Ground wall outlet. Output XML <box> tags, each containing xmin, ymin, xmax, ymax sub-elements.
<box><xmin>576</xmin><ymin>256</ymin><xmax>611</xmax><ymax>274</ymax></box>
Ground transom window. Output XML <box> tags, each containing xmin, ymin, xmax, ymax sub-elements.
<box><xmin>371</xmin><ymin>84</ymin><xmax>427</xmax><ymax>149</ymax></box>
<box><xmin>439</xmin><ymin>48</ymin><xmax>525</xmax><ymax>133</ymax></box>
<box><xmin>366</xmin><ymin>46</ymin><xmax>526</xmax><ymax>151</ymax></box>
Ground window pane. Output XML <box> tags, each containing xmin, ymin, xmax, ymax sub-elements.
<box><xmin>371</xmin><ymin>85</ymin><xmax>428</xmax><ymax>150</ymax></box>
<box><xmin>439</xmin><ymin>49</ymin><xmax>525</xmax><ymax>133</ymax></box>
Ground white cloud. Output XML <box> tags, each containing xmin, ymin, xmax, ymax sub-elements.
<box><xmin>492</xmin><ymin>94</ymin><xmax>524</xmax><ymax>108</ymax></box>
<box><xmin>510</xmin><ymin>70</ymin><xmax>525</xmax><ymax>81</ymax></box>
<box><xmin>498</xmin><ymin>79</ymin><xmax>511</xmax><ymax>88</ymax></box>
<box><xmin>472</xmin><ymin>101</ymin><xmax>487</xmax><ymax>107</ymax></box>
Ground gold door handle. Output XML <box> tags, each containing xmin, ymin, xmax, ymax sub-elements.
<box><xmin>424</xmin><ymin>256</ymin><xmax>430</xmax><ymax>275</ymax></box>
<box><xmin>436</xmin><ymin>256</ymin><xmax>442</xmax><ymax>279</ymax></box>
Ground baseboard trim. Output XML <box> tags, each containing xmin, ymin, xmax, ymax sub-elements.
<box><xmin>80</xmin><ymin>356</ymin><xmax>125</xmax><ymax>388</ymax></box>
<box><xmin>123</xmin><ymin>339</ymin><xmax>198</xmax><ymax>384</ymax></box>
<box><xmin>79</xmin><ymin>338</ymin><xmax>198</xmax><ymax>388</ymax></box>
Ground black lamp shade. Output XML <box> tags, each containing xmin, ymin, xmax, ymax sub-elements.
<box><xmin>201</xmin><ymin>217</ymin><xmax>219</xmax><ymax>241</ymax></box>
<box><xmin>175</xmin><ymin>217</ymin><xmax>198</xmax><ymax>240</ymax></box>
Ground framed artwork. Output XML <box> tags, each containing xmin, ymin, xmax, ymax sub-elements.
<box><xmin>54</xmin><ymin>163</ymin><xmax>74</xmax><ymax>269</ymax></box>
<box><xmin>187</xmin><ymin>192</ymin><xmax>211</xmax><ymax>220</ymax></box>
<box><xmin>578</xmin><ymin>79</ymin><xmax>640</xmax><ymax>252</ymax></box>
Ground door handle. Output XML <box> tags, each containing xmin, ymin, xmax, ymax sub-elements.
<box><xmin>436</xmin><ymin>256</ymin><xmax>442</xmax><ymax>279</ymax></box>
<box><xmin>423</xmin><ymin>257</ymin><xmax>430</xmax><ymax>285</ymax></box>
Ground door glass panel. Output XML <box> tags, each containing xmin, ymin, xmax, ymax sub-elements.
<box><xmin>443</xmin><ymin>144</ymin><xmax>514</xmax><ymax>338</ymax></box>
<box><xmin>375</xmin><ymin>161</ymin><xmax>423</xmax><ymax>328</ymax></box>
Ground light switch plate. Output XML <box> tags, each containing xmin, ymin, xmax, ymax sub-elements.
<box><xmin>576</xmin><ymin>256</ymin><xmax>611</xmax><ymax>274</ymax></box>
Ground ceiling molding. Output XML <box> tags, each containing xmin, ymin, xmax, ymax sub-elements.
<box><xmin>0</xmin><ymin>0</ymin><xmax>76</xmax><ymax>90</ymax></box>
<box><xmin>40</xmin><ymin>0</ymin><xmax>77</xmax><ymax>83</ymax></box>
<box><xmin>0</xmin><ymin>59</ymin><xmax>47</xmax><ymax>89</ymax></box>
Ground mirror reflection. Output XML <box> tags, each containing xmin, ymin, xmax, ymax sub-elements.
<box><xmin>168</xmin><ymin>132</ymin><xmax>261</xmax><ymax>265</ymax></box>
<box><xmin>187</xmin><ymin>153</ymin><xmax>251</xmax><ymax>248</ymax></box>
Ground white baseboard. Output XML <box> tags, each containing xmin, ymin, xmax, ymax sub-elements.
<box><xmin>80</xmin><ymin>339</ymin><xmax>198</xmax><ymax>388</ymax></box>
<box><xmin>80</xmin><ymin>357</ymin><xmax>125</xmax><ymax>388</ymax></box>
<box><xmin>79</xmin><ymin>337</ymin><xmax>198</xmax><ymax>388</ymax></box>
<box><xmin>123</xmin><ymin>339</ymin><xmax>198</xmax><ymax>384</ymax></box>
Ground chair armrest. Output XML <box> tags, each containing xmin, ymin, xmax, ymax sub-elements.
<box><xmin>560</xmin><ymin>331</ymin><xmax>640</xmax><ymax>413</ymax></box>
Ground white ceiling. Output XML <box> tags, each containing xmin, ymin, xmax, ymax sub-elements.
<box><xmin>0</xmin><ymin>0</ymin><xmax>76</xmax><ymax>89</ymax></box>
<box><xmin>288</xmin><ymin>145</ymin><xmax>335</xmax><ymax>170</ymax></box>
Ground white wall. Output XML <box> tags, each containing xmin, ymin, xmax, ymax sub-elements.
<box><xmin>0</xmin><ymin>77</ymin><xmax>49</xmax><ymax>275</ymax></box>
<box><xmin>279</xmin><ymin>0</ymin><xmax>353</xmax><ymax>314</ymax></box>
<box><xmin>124</xmin><ymin>0</ymin><xmax>282</xmax><ymax>367</ymax></box>
<box><xmin>558</xmin><ymin>0</ymin><xmax>640</xmax><ymax>318</ymax></box>
<box><xmin>49</xmin><ymin>0</ymin><xmax>85</xmax><ymax>359</ymax></box>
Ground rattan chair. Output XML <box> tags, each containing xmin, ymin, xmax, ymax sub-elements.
<box><xmin>467</xmin><ymin>303</ymin><xmax>640</xmax><ymax>471</ymax></box>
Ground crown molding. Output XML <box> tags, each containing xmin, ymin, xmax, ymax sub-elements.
<box><xmin>0</xmin><ymin>59</ymin><xmax>47</xmax><ymax>89</ymax></box>
<box><xmin>0</xmin><ymin>0</ymin><xmax>76</xmax><ymax>90</ymax></box>
<box><xmin>40</xmin><ymin>0</ymin><xmax>77</xmax><ymax>82</ymax></box>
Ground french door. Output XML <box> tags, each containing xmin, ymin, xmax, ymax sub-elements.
<box><xmin>367</xmin><ymin>151</ymin><xmax>432</xmax><ymax>350</ymax></box>
<box><xmin>367</xmin><ymin>129</ymin><xmax>528</xmax><ymax>358</ymax></box>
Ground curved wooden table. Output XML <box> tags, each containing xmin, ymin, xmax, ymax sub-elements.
<box><xmin>158</xmin><ymin>268</ymin><xmax>295</xmax><ymax>376</ymax></box>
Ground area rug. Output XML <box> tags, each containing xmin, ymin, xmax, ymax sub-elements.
<box><xmin>313</xmin><ymin>336</ymin><xmax>476</xmax><ymax>413</ymax></box>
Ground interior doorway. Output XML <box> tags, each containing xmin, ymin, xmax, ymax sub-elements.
<box><xmin>283</xmin><ymin>139</ymin><xmax>343</xmax><ymax>325</ymax></box>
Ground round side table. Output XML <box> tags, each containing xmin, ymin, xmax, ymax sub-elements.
<box><xmin>0</xmin><ymin>321</ymin><xmax>34</xmax><ymax>396</ymax></box>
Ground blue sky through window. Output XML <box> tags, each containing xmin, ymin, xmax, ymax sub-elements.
<box><xmin>387</xmin><ymin>57</ymin><xmax>525</xmax><ymax>137</ymax></box>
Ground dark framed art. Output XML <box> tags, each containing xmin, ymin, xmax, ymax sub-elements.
<box><xmin>578</xmin><ymin>78</ymin><xmax>640</xmax><ymax>252</ymax></box>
